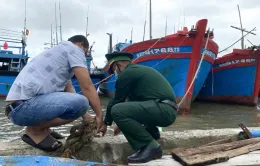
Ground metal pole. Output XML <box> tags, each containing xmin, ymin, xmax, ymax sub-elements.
<box><xmin>51</xmin><ymin>24</ymin><xmax>53</xmax><ymax>47</ymax></box>
<box><xmin>149</xmin><ymin>0</ymin><xmax>152</xmax><ymax>40</ymax></box>
<box><xmin>55</xmin><ymin>2</ymin><xmax>58</xmax><ymax>45</ymax></box>
<box><xmin>130</xmin><ymin>28</ymin><xmax>133</xmax><ymax>42</ymax></box>
<box><xmin>86</xmin><ymin>5</ymin><xmax>89</xmax><ymax>37</ymax></box>
<box><xmin>237</xmin><ymin>5</ymin><xmax>244</xmax><ymax>49</ymax></box>
<box><xmin>106</xmin><ymin>33</ymin><xmax>112</xmax><ymax>53</ymax></box>
<box><xmin>165</xmin><ymin>16</ymin><xmax>167</xmax><ymax>36</ymax></box>
<box><xmin>59</xmin><ymin>1</ymin><xmax>62</xmax><ymax>42</ymax></box>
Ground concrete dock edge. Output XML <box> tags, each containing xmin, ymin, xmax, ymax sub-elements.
<box><xmin>0</xmin><ymin>127</ymin><xmax>259</xmax><ymax>165</ymax></box>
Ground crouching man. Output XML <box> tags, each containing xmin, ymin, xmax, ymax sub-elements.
<box><xmin>5</xmin><ymin>35</ymin><xmax>104</xmax><ymax>152</ymax></box>
<box><xmin>99</xmin><ymin>52</ymin><xmax>178</xmax><ymax>164</ymax></box>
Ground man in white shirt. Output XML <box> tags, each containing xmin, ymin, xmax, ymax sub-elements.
<box><xmin>5</xmin><ymin>35</ymin><xmax>104</xmax><ymax>152</ymax></box>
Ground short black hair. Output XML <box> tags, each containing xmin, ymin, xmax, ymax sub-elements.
<box><xmin>68</xmin><ymin>35</ymin><xmax>89</xmax><ymax>48</ymax></box>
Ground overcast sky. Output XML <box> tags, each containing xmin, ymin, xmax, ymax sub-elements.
<box><xmin>1</xmin><ymin>0</ymin><xmax>259</xmax><ymax>67</ymax></box>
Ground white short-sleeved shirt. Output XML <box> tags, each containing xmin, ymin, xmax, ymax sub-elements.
<box><xmin>6</xmin><ymin>41</ymin><xmax>87</xmax><ymax>101</ymax></box>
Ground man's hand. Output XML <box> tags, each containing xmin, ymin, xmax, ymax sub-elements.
<box><xmin>96</xmin><ymin>116</ymin><xmax>104</xmax><ymax>133</ymax></box>
<box><xmin>99</xmin><ymin>123</ymin><xmax>107</xmax><ymax>136</ymax></box>
<box><xmin>113</xmin><ymin>124</ymin><xmax>121</xmax><ymax>136</ymax></box>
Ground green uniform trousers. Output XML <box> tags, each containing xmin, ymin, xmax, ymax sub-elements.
<box><xmin>111</xmin><ymin>100</ymin><xmax>177</xmax><ymax>150</ymax></box>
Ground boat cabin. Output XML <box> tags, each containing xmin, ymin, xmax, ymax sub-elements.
<box><xmin>0</xmin><ymin>37</ymin><xmax>29</xmax><ymax>75</ymax></box>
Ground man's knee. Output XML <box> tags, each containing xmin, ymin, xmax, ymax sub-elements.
<box><xmin>60</xmin><ymin>93</ymin><xmax>89</xmax><ymax>119</ymax></box>
<box><xmin>70</xmin><ymin>94</ymin><xmax>89</xmax><ymax>110</ymax></box>
<box><xmin>111</xmin><ymin>103</ymin><xmax>125</xmax><ymax>120</ymax></box>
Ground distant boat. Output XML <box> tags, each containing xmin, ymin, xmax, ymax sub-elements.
<box><xmin>197</xmin><ymin>47</ymin><xmax>260</xmax><ymax>106</ymax></box>
<box><xmin>71</xmin><ymin>43</ymin><xmax>105</xmax><ymax>94</ymax></box>
<box><xmin>98</xmin><ymin>19</ymin><xmax>219</xmax><ymax>113</ymax></box>
<box><xmin>0</xmin><ymin>29</ymin><xmax>29</xmax><ymax>98</ymax></box>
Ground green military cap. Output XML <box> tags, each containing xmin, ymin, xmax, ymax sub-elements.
<box><xmin>105</xmin><ymin>52</ymin><xmax>134</xmax><ymax>72</ymax></box>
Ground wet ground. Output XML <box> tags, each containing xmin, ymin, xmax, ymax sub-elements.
<box><xmin>0</xmin><ymin>97</ymin><xmax>260</xmax><ymax>142</ymax></box>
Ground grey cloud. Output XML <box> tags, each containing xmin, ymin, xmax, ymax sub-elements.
<box><xmin>0</xmin><ymin>0</ymin><xmax>259</xmax><ymax>67</ymax></box>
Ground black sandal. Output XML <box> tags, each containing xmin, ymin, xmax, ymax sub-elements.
<box><xmin>50</xmin><ymin>130</ymin><xmax>65</xmax><ymax>139</ymax></box>
<box><xmin>21</xmin><ymin>134</ymin><xmax>62</xmax><ymax>152</ymax></box>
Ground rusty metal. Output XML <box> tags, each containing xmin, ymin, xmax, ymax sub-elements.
<box><xmin>238</xmin><ymin>123</ymin><xmax>253</xmax><ymax>139</ymax></box>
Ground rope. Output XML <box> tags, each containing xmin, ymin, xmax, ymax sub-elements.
<box><xmin>177</xmin><ymin>30</ymin><xmax>211</xmax><ymax>107</ymax></box>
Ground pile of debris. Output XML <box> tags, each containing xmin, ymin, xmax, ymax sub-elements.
<box><xmin>60</xmin><ymin>118</ymin><xmax>97</xmax><ymax>159</ymax></box>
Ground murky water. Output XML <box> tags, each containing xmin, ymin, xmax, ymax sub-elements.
<box><xmin>0</xmin><ymin>97</ymin><xmax>260</xmax><ymax>142</ymax></box>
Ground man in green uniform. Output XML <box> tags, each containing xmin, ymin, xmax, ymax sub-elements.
<box><xmin>99</xmin><ymin>52</ymin><xmax>178</xmax><ymax>164</ymax></box>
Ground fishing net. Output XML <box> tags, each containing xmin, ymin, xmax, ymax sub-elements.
<box><xmin>60</xmin><ymin>117</ymin><xmax>97</xmax><ymax>158</ymax></box>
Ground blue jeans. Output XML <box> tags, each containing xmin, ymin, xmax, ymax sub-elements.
<box><xmin>10</xmin><ymin>92</ymin><xmax>89</xmax><ymax>126</ymax></box>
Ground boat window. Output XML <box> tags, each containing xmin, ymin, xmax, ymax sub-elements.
<box><xmin>0</xmin><ymin>59</ymin><xmax>10</xmax><ymax>71</ymax></box>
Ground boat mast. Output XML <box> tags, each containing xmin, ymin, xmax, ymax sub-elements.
<box><xmin>165</xmin><ymin>16</ymin><xmax>167</xmax><ymax>36</ymax></box>
<box><xmin>24</xmin><ymin>0</ymin><xmax>27</xmax><ymax>35</ymax></box>
<box><xmin>142</xmin><ymin>1</ymin><xmax>148</xmax><ymax>41</ymax></box>
<box><xmin>149</xmin><ymin>0</ymin><xmax>152</xmax><ymax>40</ymax></box>
<box><xmin>230</xmin><ymin>5</ymin><xmax>256</xmax><ymax>49</ymax></box>
<box><xmin>51</xmin><ymin>24</ymin><xmax>53</xmax><ymax>47</ymax></box>
<box><xmin>86</xmin><ymin>5</ymin><xmax>90</xmax><ymax>37</ymax></box>
<box><xmin>55</xmin><ymin>2</ymin><xmax>58</xmax><ymax>45</ymax></box>
<box><xmin>130</xmin><ymin>27</ymin><xmax>133</xmax><ymax>42</ymax></box>
<box><xmin>59</xmin><ymin>1</ymin><xmax>62</xmax><ymax>42</ymax></box>
<box><xmin>22</xmin><ymin>0</ymin><xmax>27</xmax><ymax>54</ymax></box>
<box><xmin>237</xmin><ymin>5</ymin><xmax>243</xmax><ymax>49</ymax></box>
<box><xmin>107</xmin><ymin>33</ymin><xmax>112</xmax><ymax>53</ymax></box>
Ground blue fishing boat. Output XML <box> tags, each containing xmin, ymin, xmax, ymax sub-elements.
<box><xmin>0</xmin><ymin>29</ymin><xmax>29</xmax><ymax>98</ymax></box>
<box><xmin>197</xmin><ymin>47</ymin><xmax>260</xmax><ymax>106</ymax></box>
<box><xmin>0</xmin><ymin>155</ymin><xmax>107</xmax><ymax>166</ymax></box>
<box><xmin>98</xmin><ymin>19</ymin><xmax>218</xmax><ymax>113</ymax></box>
<box><xmin>71</xmin><ymin>42</ymin><xmax>104</xmax><ymax>94</ymax></box>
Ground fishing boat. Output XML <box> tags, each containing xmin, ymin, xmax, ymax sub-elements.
<box><xmin>0</xmin><ymin>29</ymin><xmax>29</xmax><ymax>98</ymax></box>
<box><xmin>46</xmin><ymin>3</ymin><xmax>104</xmax><ymax>94</ymax></box>
<box><xmin>71</xmin><ymin>42</ymin><xmax>105</xmax><ymax>94</ymax></box>
<box><xmin>97</xmin><ymin>0</ymin><xmax>219</xmax><ymax>112</ymax></box>
<box><xmin>98</xmin><ymin>18</ymin><xmax>219</xmax><ymax>112</ymax></box>
<box><xmin>197</xmin><ymin>46</ymin><xmax>260</xmax><ymax>106</ymax></box>
<box><xmin>197</xmin><ymin>5</ymin><xmax>260</xmax><ymax>106</ymax></box>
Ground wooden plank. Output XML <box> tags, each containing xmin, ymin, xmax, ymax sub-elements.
<box><xmin>171</xmin><ymin>138</ymin><xmax>260</xmax><ymax>157</ymax></box>
<box><xmin>171</xmin><ymin>139</ymin><xmax>260</xmax><ymax>166</ymax></box>
<box><xmin>178</xmin><ymin>142</ymin><xmax>260</xmax><ymax>166</ymax></box>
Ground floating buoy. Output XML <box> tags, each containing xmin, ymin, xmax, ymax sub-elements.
<box><xmin>3</xmin><ymin>42</ymin><xmax>8</xmax><ymax>50</ymax></box>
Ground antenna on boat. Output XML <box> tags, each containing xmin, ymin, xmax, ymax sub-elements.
<box><xmin>130</xmin><ymin>27</ymin><xmax>133</xmax><ymax>42</ymax></box>
<box><xmin>165</xmin><ymin>16</ymin><xmax>167</xmax><ymax>36</ymax></box>
<box><xmin>24</xmin><ymin>0</ymin><xmax>27</xmax><ymax>35</ymax></box>
<box><xmin>55</xmin><ymin>2</ymin><xmax>58</xmax><ymax>45</ymax></box>
<box><xmin>59</xmin><ymin>1</ymin><xmax>62</xmax><ymax>42</ymax></box>
<box><xmin>107</xmin><ymin>33</ymin><xmax>112</xmax><ymax>53</ymax></box>
<box><xmin>86</xmin><ymin>5</ymin><xmax>90</xmax><ymax>37</ymax></box>
<box><xmin>143</xmin><ymin>0</ymin><xmax>148</xmax><ymax>41</ymax></box>
<box><xmin>51</xmin><ymin>24</ymin><xmax>53</xmax><ymax>47</ymax></box>
<box><xmin>22</xmin><ymin>0</ymin><xmax>27</xmax><ymax>54</ymax></box>
<box><xmin>230</xmin><ymin>5</ymin><xmax>256</xmax><ymax>49</ymax></box>
<box><xmin>149</xmin><ymin>0</ymin><xmax>152</xmax><ymax>40</ymax></box>
<box><xmin>238</xmin><ymin>5</ymin><xmax>244</xmax><ymax>49</ymax></box>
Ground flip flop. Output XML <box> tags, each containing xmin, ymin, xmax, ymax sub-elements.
<box><xmin>50</xmin><ymin>130</ymin><xmax>65</xmax><ymax>139</ymax></box>
<box><xmin>21</xmin><ymin>134</ymin><xmax>62</xmax><ymax>152</ymax></box>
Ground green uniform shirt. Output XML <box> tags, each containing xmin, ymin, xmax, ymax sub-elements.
<box><xmin>104</xmin><ymin>63</ymin><xmax>177</xmax><ymax>126</ymax></box>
